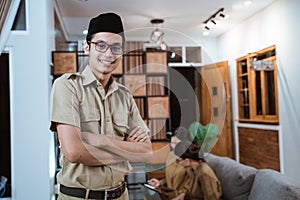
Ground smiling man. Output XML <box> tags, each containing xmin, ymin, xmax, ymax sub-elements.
<box><xmin>50</xmin><ymin>13</ymin><xmax>153</xmax><ymax>200</ymax></box>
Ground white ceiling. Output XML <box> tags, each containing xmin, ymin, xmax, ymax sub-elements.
<box><xmin>55</xmin><ymin>0</ymin><xmax>277</xmax><ymax>42</ymax></box>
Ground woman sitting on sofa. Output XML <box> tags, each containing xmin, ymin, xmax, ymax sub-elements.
<box><xmin>174</xmin><ymin>140</ymin><xmax>222</xmax><ymax>200</ymax></box>
<box><xmin>147</xmin><ymin>127</ymin><xmax>191</xmax><ymax>200</ymax></box>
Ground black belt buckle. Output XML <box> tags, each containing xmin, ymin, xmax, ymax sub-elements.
<box><xmin>89</xmin><ymin>182</ymin><xmax>126</xmax><ymax>199</ymax></box>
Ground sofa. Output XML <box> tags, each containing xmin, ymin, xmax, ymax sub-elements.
<box><xmin>205</xmin><ymin>153</ymin><xmax>300</xmax><ymax>200</ymax></box>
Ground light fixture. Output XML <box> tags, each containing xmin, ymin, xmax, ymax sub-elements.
<box><xmin>244</xmin><ymin>1</ymin><xmax>252</xmax><ymax>6</ymax></box>
<box><xmin>150</xmin><ymin>19</ymin><xmax>168</xmax><ymax>50</ymax></box>
<box><xmin>203</xmin><ymin>31</ymin><xmax>210</xmax><ymax>36</ymax></box>
<box><xmin>150</xmin><ymin>28</ymin><xmax>164</xmax><ymax>44</ymax></box>
<box><xmin>160</xmin><ymin>41</ymin><xmax>168</xmax><ymax>50</ymax></box>
<box><xmin>82</xmin><ymin>29</ymin><xmax>88</xmax><ymax>35</ymax></box>
<box><xmin>202</xmin><ymin>8</ymin><xmax>226</xmax><ymax>34</ymax></box>
<box><xmin>219</xmin><ymin>13</ymin><xmax>225</xmax><ymax>18</ymax></box>
<box><xmin>211</xmin><ymin>19</ymin><xmax>217</xmax><ymax>25</ymax></box>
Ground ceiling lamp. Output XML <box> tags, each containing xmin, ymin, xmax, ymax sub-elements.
<box><xmin>150</xmin><ymin>19</ymin><xmax>168</xmax><ymax>50</ymax></box>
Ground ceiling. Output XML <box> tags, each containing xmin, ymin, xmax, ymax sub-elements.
<box><xmin>55</xmin><ymin>0</ymin><xmax>277</xmax><ymax>42</ymax></box>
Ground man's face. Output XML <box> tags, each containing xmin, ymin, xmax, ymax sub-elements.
<box><xmin>85</xmin><ymin>32</ymin><xmax>123</xmax><ymax>75</ymax></box>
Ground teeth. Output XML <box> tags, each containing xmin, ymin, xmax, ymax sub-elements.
<box><xmin>100</xmin><ymin>59</ymin><xmax>113</xmax><ymax>64</ymax></box>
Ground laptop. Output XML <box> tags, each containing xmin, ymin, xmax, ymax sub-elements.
<box><xmin>139</xmin><ymin>184</ymin><xmax>162</xmax><ymax>200</ymax></box>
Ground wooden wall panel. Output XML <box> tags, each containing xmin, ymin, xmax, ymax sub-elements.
<box><xmin>238</xmin><ymin>127</ymin><xmax>280</xmax><ymax>171</ymax></box>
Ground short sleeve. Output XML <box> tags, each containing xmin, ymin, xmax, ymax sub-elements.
<box><xmin>50</xmin><ymin>76</ymin><xmax>81</xmax><ymax>132</ymax></box>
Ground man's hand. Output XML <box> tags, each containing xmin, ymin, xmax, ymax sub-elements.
<box><xmin>80</xmin><ymin>126</ymin><xmax>153</xmax><ymax>162</ymax></box>
<box><xmin>126</xmin><ymin>126</ymin><xmax>149</xmax><ymax>142</ymax></box>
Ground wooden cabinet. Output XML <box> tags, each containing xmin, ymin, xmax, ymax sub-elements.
<box><xmin>236</xmin><ymin>45</ymin><xmax>278</xmax><ymax>124</ymax></box>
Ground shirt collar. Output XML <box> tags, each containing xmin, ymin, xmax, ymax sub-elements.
<box><xmin>82</xmin><ymin>65</ymin><xmax>97</xmax><ymax>86</ymax></box>
<box><xmin>81</xmin><ymin>65</ymin><xmax>119</xmax><ymax>94</ymax></box>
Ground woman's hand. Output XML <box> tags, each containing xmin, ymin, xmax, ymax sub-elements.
<box><xmin>147</xmin><ymin>178</ymin><xmax>161</xmax><ymax>188</ymax></box>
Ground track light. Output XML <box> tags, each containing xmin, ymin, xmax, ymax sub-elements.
<box><xmin>202</xmin><ymin>8</ymin><xmax>226</xmax><ymax>35</ymax></box>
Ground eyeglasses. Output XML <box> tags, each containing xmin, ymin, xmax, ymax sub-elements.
<box><xmin>88</xmin><ymin>41</ymin><xmax>123</xmax><ymax>55</ymax></box>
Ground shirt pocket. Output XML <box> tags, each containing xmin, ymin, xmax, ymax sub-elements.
<box><xmin>112</xmin><ymin>112</ymin><xmax>129</xmax><ymax>138</ymax></box>
<box><xmin>80</xmin><ymin>106</ymin><xmax>101</xmax><ymax>134</ymax></box>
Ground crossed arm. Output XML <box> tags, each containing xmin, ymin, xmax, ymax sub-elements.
<box><xmin>57</xmin><ymin>123</ymin><xmax>153</xmax><ymax>166</ymax></box>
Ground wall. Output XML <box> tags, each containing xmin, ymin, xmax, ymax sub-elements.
<box><xmin>5</xmin><ymin>0</ymin><xmax>55</xmax><ymax>199</ymax></box>
<box><xmin>127</xmin><ymin>32</ymin><xmax>219</xmax><ymax>66</ymax></box>
<box><xmin>217</xmin><ymin>0</ymin><xmax>300</xmax><ymax>180</ymax></box>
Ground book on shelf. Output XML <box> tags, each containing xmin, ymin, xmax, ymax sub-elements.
<box><xmin>123</xmin><ymin>53</ymin><xmax>143</xmax><ymax>74</ymax></box>
<box><xmin>147</xmin><ymin>76</ymin><xmax>165</xmax><ymax>96</ymax></box>
<box><xmin>148</xmin><ymin>119</ymin><xmax>167</xmax><ymax>140</ymax></box>
<box><xmin>134</xmin><ymin>98</ymin><xmax>145</xmax><ymax>118</ymax></box>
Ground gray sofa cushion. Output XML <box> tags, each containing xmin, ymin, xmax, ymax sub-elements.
<box><xmin>205</xmin><ymin>153</ymin><xmax>257</xmax><ymax>200</ymax></box>
<box><xmin>248</xmin><ymin>169</ymin><xmax>300</xmax><ymax>200</ymax></box>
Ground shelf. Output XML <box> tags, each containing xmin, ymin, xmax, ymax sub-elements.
<box><xmin>238</xmin><ymin>73</ymin><xmax>248</xmax><ymax>77</ymax></box>
<box><xmin>236</xmin><ymin>45</ymin><xmax>278</xmax><ymax>124</ymax></box>
<box><xmin>122</xmin><ymin>51</ymin><xmax>171</xmax><ymax>141</ymax></box>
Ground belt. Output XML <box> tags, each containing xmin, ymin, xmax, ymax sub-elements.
<box><xmin>60</xmin><ymin>182</ymin><xmax>126</xmax><ymax>200</ymax></box>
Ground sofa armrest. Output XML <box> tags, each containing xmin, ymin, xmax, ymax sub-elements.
<box><xmin>248</xmin><ymin>169</ymin><xmax>300</xmax><ymax>200</ymax></box>
<box><xmin>205</xmin><ymin>153</ymin><xmax>257</xmax><ymax>200</ymax></box>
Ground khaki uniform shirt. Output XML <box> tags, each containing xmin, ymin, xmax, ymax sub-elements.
<box><xmin>161</xmin><ymin>151</ymin><xmax>190</xmax><ymax>199</ymax></box>
<box><xmin>50</xmin><ymin>66</ymin><xmax>148</xmax><ymax>190</ymax></box>
<box><xmin>187</xmin><ymin>162</ymin><xmax>222</xmax><ymax>200</ymax></box>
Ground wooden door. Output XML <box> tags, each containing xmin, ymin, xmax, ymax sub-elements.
<box><xmin>199</xmin><ymin>61</ymin><xmax>233</xmax><ymax>158</ymax></box>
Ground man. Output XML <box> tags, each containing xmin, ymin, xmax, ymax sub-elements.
<box><xmin>50</xmin><ymin>12</ymin><xmax>153</xmax><ymax>200</ymax></box>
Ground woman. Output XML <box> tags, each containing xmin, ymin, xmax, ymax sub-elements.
<box><xmin>174</xmin><ymin>140</ymin><xmax>222</xmax><ymax>200</ymax></box>
<box><xmin>147</xmin><ymin>127</ymin><xmax>191</xmax><ymax>200</ymax></box>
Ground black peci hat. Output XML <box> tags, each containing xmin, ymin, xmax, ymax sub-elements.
<box><xmin>86</xmin><ymin>12</ymin><xmax>125</xmax><ymax>42</ymax></box>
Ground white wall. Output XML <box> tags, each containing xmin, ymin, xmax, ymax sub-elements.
<box><xmin>217</xmin><ymin>0</ymin><xmax>300</xmax><ymax>180</ymax></box>
<box><xmin>5</xmin><ymin>0</ymin><xmax>56</xmax><ymax>199</ymax></box>
<box><xmin>127</xmin><ymin>30</ymin><xmax>219</xmax><ymax>65</ymax></box>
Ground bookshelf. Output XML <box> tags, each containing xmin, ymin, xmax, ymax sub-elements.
<box><xmin>121</xmin><ymin>51</ymin><xmax>170</xmax><ymax>141</ymax></box>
